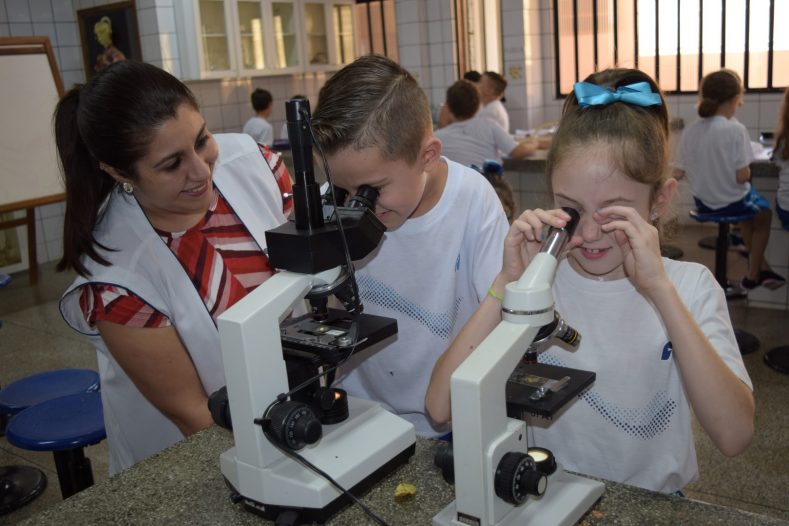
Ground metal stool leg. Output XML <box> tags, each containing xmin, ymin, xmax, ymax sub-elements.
<box><xmin>710</xmin><ymin>224</ymin><xmax>759</xmax><ymax>354</ymax></box>
<box><xmin>713</xmin><ymin>223</ymin><xmax>747</xmax><ymax>300</ymax></box>
<box><xmin>53</xmin><ymin>448</ymin><xmax>94</xmax><ymax>499</ymax></box>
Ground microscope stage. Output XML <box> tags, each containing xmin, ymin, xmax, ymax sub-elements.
<box><xmin>281</xmin><ymin>308</ymin><xmax>397</xmax><ymax>364</ymax></box>
<box><xmin>506</xmin><ymin>363</ymin><xmax>595</xmax><ymax>419</ymax></box>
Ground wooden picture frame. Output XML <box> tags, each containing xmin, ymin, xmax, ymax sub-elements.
<box><xmin>77</xmin><ymin>1</ymin><xmax>142</xmax><ymax>79</ymax></box>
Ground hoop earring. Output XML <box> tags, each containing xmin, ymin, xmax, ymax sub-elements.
<box><xmin>121</xmin><ymin>182</ymin><xmax>134</xmax><ymax>194</ymax></box>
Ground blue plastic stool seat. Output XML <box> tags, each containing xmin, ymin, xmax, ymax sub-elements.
<box><xmin>0</xmin><ymin>369</ymin><xmax>100</xmax><ymax>417</ymax></box>
<box><xmin>688</xmin><ymin>209</ymin><xmax>756</xmax><ymax>224</ymax></box>
<box><xmin>689</xmin><ymin>209</ymin><xmax>760</xmax><ymax>355</ymax></box>
<box><xmin>6</xmin><ymin>392</ymin><xmax>105</xmax><ymax>498</ymax></box>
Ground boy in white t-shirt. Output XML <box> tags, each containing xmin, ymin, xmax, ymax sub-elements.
<box><xmin>242</xmin><ymin>88</ymin><xmax>274</xmax><ymax>146</ymax></box>
<box><xmin>478</xmin><ymin>71</ymin><xmax>510</xmax><ymax>133</ymax></box>
<box><xmin>312</xmin><ymin>55</ymin><xmax>510</xmax><ymax>436</ymax></box>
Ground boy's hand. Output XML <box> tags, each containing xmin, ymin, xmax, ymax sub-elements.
<box><xmin>598</xmin><ymin>206</ymin><xmax>669</xmax><ymax>295</ymax></box>
<box><xmin>501</xmin><ymin>208</ymin><xmax>576</xmax><ymax>283</ymax></box>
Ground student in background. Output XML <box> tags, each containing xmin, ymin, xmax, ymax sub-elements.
<box><xmin>435</xmin><ymin>79</ymin><xmax>536</xmax><ymax>168</ymax></box>
<box><xmin>473</xmin><ymin>160</ymin><xmax>516</xmax><ymax>223</ymax></box>
<box><xmin>773</xmin><ymin>86</ymin><xmax>789</xmax><ymax>230</ymax></box>
<box><xmin>242</xmin><ymin>88</ymin><xmax>274</xmax><ymax>146</ymax></box>
<box><xmin>675</xmin><ymin>69</ymin><xmax>785</xmax><ymax>291</ymax></box>
<box><xmin>426</xmin><ymin>68</ymin><xmax>754</xmax><ymax>494</ymax></box>
<box><xmin>311</xmin><ymin>55</ymin><xmax>510</xmax><ymax>437</ymax></box>
<box><xmin>54</xmin><ymin>61</ymin><xmax>291</xmax><ymax>474</ymax></box>
<box><xmin>478</xmin><ymin>71</ymin><xmax>510</xmax><ymax>133</ymax></box>
<box><xmin>438</xmin><ymin>70</ymin><xmax>483</xmax><ymax>129</ymax></box>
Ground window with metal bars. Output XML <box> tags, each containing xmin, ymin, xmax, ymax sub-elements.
<box><xmin>354</xmin><ymin>0</ymin><xmax>398</xmax><ymax>62</ymax></box>
<box><xmin>554</xmin><ymin>0</ymin><xmax>788</xmax><ymax>97</ymax></box>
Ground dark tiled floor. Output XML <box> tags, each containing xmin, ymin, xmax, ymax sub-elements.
<box><xmin>0</xmin><ymin>225</ymin><xmax>787</xmax><ymax>524</ymax></box>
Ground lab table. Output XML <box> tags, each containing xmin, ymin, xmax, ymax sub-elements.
<box><xmin>20</xmin><ymin>426</ymin><xmax>789</xmax><ymax>525</ymax></box>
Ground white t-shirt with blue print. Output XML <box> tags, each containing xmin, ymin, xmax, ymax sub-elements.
<box><xmin>527</xmin><ymin>258</ymin><xmax>752</xmax><ymax>493</ymax></box>
<box><xmin>334</xmin><ymin>158</ymin><xmax>510</xmax><ymax>436</ymax></box>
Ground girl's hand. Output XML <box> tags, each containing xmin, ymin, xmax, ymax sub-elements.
<box><xmin>597</xmin><ymin>206</ymin><xmax>669</xmax><ymax>294</ymax></box>
<box><xmin>501</xmin><ymin>208</ymin><xmax>578</xmax><ymax>283</ymax></box>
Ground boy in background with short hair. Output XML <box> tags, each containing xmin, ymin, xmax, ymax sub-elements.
<box><xmin>243</xmin><ymin>88</ymin><xmax>274</xmax><ymax>146</ymax></box>
<box><xmin>478</xmin><ymin>71</ymin><xmax>510</xmax><ymax>133</ymax></box>
<box><xmin>311</xmin><ymin>54</ymin><xmax>509</xmax><ymax>436</ymax></box>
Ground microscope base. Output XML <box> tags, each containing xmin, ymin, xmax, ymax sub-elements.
<box><xmin>221</xmin><ymin>397</ymin><xmax>416</xmax><ymax>523</ymax></box>
<box><xmin>230</xmin><ymin>444</ymin><xmax>415</xmax><ymax>523</ymax></box>
<box><xmin>432</xmin><ymin>468</ymin><xmax>604</xmax><ymax>526</ymax></box>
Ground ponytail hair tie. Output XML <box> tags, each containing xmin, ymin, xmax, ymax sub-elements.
<box><xmin>574</xmin><ymin>81</ymin><xmax>662</xmax><ymax>109</ymax></box>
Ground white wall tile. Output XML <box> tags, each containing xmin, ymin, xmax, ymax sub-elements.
<box><xmin>9</xmin><ymin>22</ymin><xmax>33</xmax><ymax>36</ymax></box>
<box><xmin>32</xmin><ymin>21</ymin><xmax>58</xmax><ymax>45</ymax></box>
<box><xmin>30</xmin><ymin>0</ymin><xmax>54</xmax><ymax>22</ymax></box>
<box><xmin>51</xmin><ymin>0</ymin><xmax>73</xmax><ymax>22</ymax></box>
<box><xmin>6</xmin><ymin>0</ymin><xmax>31</xmax><ymax>22</ymax></box>
<box><xmin>395</xmin><ymin>0</ymin><xmax>419</xmax><ymax>24</ymax></box>
<box><xmin>54</xmin><ymin>20</ymin><xmax>77</xmax><ymax>46</ymax></box>
<box><xmin>397</xmin><ymin>21</ymin><xmax>419</xmax><ymax>47</ymax></box>
<box><xmin>137</xmin><ymin>6</ymin><xmax>157</xmax><ymax>36</ymax></box>
<box><xmin>57</xmin><ymin>44</ymin><xmax>82</xmax><ymax>70</ymax></box>
<box><xmin>154</xmin><ymin>6</ymin><xmax>174</xmax><ymax>34</ymax></box>
<box><xmin>140</xmin><ymin>32</ymin><xmax>161</xmax><ymax>61</ymax></box>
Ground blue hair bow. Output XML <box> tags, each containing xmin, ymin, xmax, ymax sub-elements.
<box><xmin>574</xmin><ymin>81</ymin><xmax>662</xmax><ymax>108</ymax></box>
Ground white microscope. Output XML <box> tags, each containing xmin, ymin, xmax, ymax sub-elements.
<box><xmin>433</xmin><ymin>209</ymin><xmax>605</xmax><ymax>526</ymax></box>
<box><xmin>214</xmin><ymin>99</ymin><xmax>415</xmax><ymax>524</ymax></box>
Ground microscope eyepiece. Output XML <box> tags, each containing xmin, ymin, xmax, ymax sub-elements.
<box><xmin>540</xmin><ymin>206</ymin><xmax>580</xmax><ymax>257</ymax></box>
<box><xmin>348</xmin><ymin>185</ymin><xmax>379</xmax><ymax>210</ymax></box>
<box><xmin>561</xmin><ymin>207</ymin><xmax>580</xmax><ymax>236</ymax></box>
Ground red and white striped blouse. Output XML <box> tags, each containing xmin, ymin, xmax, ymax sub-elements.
<box><xmin>79</xmin><ymin>145</ymin><xmax>292</xmax><ymax>329</ymax></box>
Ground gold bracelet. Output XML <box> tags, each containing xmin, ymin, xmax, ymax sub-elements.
<box><xmin>487</xmin><ymin>287</ymin><xmax>504</xmax><ymax>302</ymax></box>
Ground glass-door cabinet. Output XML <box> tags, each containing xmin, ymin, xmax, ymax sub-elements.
<box><xmin>301</xmin><ymin>1</ymin><xmax>356</xmax><ymax>71</ymax></box>
<box><xmin>271</xmin><ymin>1</ymin><xmax>300</xmax><ymax>71</ymax></box>
<box><xmin>175</xmin><ymin>0</ymin><xmax>356</xmax><ymax>80</ymax></box>
<box><xmin>236</xmin><ymin>0</ymin><xmax>268</xmax><ymax>71</ymax></box>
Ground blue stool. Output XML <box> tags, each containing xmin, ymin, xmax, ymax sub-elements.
<box><xmin>689</xmin><ymin>209</ymin><xmax>760</xmax><ymax>355</ymax></box>
<box><xmin>6</xmin><ymin>392</ymin><xmax>105</xmax><ymax>499</ymax></box>
<box><xmin>0</xmin><ymin>369</ymin><xmax>100</xmax><ymax>417</ymax></box>
<box><xmin>0</xmin><ymin>369</ymin><xmax>101</xmax><ymax>504</ymax></box>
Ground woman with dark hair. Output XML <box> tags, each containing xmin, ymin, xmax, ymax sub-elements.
<box><xmin>55</xmin><ymin>60</ymin><xmax>292</xmax><ymax>474</ymax></box>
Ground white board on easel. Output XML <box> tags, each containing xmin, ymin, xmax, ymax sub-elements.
<box><xmin>0</xmin><ymin>37</ymin><xmax>66</xmax><ymax>283</ymax></box>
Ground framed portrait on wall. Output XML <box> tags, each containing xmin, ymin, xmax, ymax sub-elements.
<box><xmin>77</xmin><ymin>1</ymin><xmax>142</xmax><ymax>79</ymax></box>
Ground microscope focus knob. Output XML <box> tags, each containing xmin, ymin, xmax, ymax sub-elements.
<box><xmin>494</xmin><ymin>452</ymin><xmax>547</xmax><ymax>505</ymax></box>
<box><xmin>267</xmin><ymin>401</ymin><xmax>323</xmax><ymax>451</ymax></box>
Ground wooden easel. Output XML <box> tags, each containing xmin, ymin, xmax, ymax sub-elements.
<box><xmin>0</xmin><ymin>37</ymin><xmax>66</xmax><ymax>284</ymax></box>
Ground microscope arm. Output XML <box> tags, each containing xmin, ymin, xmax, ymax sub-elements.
<box><xmin>450</xmin><ymin>254</ymin><xmax>557</xmax><ymax>525</ymax></box>
<box><xmin>444</xmin><ymin>209</ymin><xmax>585</xmax><ymax>525</ymax></box>
<box><xmin>218</xmin><ymin>270</ymin><xmax>317</xmax><ymax>471</ymax></box>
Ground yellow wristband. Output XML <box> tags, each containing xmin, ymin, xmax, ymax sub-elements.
<box><xmin>487</xmin><ymin>287</ymin><xmax>504</xmax><ymax>302</ymax></box>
